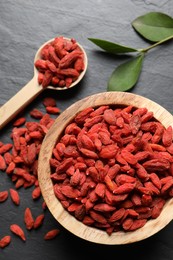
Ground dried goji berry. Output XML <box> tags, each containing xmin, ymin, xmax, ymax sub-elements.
<box><xmin>15</xmin><ymin>178</ymin><xmax>25</xmax><ymax>189</ymax></box>
<box><xmin>82</xmin><ymin>216</ymin><xmax>95</xmax><ymax>226</ymax></box>
<box><xmin>162</xmin><ymin>126</ymin><xmax>173</xmax><ymax>147</ymax></box>
<box><xmin>33</xmin><ymin>214</ymin><xmax>45</xmax><ymax>229</ymax></box>
<box><xmin>151</xmin><ymin>198</ymin><xmax>166</xmax><ymax>218</ymax></box>
<box><xmin>95</xmin><ymin>183</ymin><xmax>106</xmax><ymax>198</ymax></box>
<box><xmin>80</xmin><ymin>148</ymin><xmax>98</xmax><ymax>159</ymax></box>
<box><xmin>75</xmin><ymin>107</ymin><xmax>94</xmax><ymax>124</ymax></box>
<box><xmin>109</xmin><ymin>208</ymin><xmax>126</xmax><ymax>223</ymax></box>
<box><xmin>74</xmin><ymin>204</ymin><xmax>86</xmax><ymax>221</ymax></box>
<box><xmin>99</xmin><ymin>144</ymin><xmax>118</xmax><ymax>159</ymax></box>
<box><xmin>44</xmin><ymin>229</ymin><xmax>60</xmax><ymax>240</ymax></box>
<box><xmin>89</xmin><ymin>210</ymin><xmax>107</xmax><ymax>224</ymax></box>
<box><xmin>9</xmin><ymin>188</ymin><xmax>20</xmax><ymax>205</ymax></box>
<box><xmin>113</xmin><ymin>183</ymin><xmax>135</xmax><ymax>195</ymax></box>
<box><xmin>32</xmin><ymin>186</ymin><xmax>41</xmax><ymax>200</ymax></box>
<box><xmin>0</xmin><ymin>155</ymin><xmax>7</xmax><ymax>171</ymax></box>
<box><xmin>43</xmin><ymin>97</ymin><xmax>56</xmax><ymax>107</ymax></box>
<box><xmin>0</xmin><ymin>191</ymin><xmax>8</xmax><ymax>202</ymax></box>
<box><xmin>93</xmin><ymin>203</ymin><xmax>116</xmax><ymax>212</ymax></box>
<box><xmin>59</xmin><ymin>50</ymin><xmax>82</xmax><ymax>69</ymax></box>
<box><xmin>103</xmin><ymin>109</ymin><xmax>116</xmax><ymax>125</ymax></box>
<box><xmin>60</xmin><ymin>185</ymin><xmax>80</xmax><ymax>199</ymax></box>
<box><xmin>0</xmin><ymin>235</ymin><xmax>11</xmax><ymax>248</ymax></box>
<box><xmin>128</xmin><ymin>219</ymin><xmax>147</xmax><ymax>231</ymax></box>
<box><xmin>46</xmin><ymin>106</ymin><xmax>60</xmax><ymax>114</ymax></box>
<box><xmin>30</xmin><ymin>109</ymin><xmax>43</xmax><ymax>119</ymax></box>
<box><xmin>143</xmin><ymin>159</ymin><xmax>170</xmax><ymax>171</ymax></box>
<box><xmin>149</xmin><ymin>173</ymin><xmax>161</xmax><ymax>190</ymax></box>
<box><xmin>121</xmin><ymin>149</ymin><xmax>137</xmax><ymax>165</ymax></box>
<box><xmin>122</xmin><ymin>218</ymin><xmax>133</xmax><ymax>231</ymax></box>
<box><xmin>13</xmin><ymin>117</ymin><xmax>26</xmax><ymax>127</ymax></box>
<box><xmin>24</xmin><ymin>207</ymin><xmax>34</xmax><ymax>230</ymax></box>
<box><xmin>74</xmin><ymin>57</ymin><xmax>85</xmax><ymax>71</ymax></box>
<box><xmin>42</xmin><ymin>70</ymin><xmax>53</xmax><ymax>88</ymax></box>
<box><xmin>10</xmin><ymin>224</ymin><xmax>26</xmax><ymax>241</ymax></box>
<box><xmin>35</xmin><ymin>59</ymin><xmax>47</xmax><ymax>70</ymax></box>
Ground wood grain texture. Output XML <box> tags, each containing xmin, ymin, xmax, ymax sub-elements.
<box><xmin>0</xmin><ymin>77</ymin><xmax>43</xmax><ymax>130</ymax></box>
<box><xmin>38</xmin><ymin>92</ymin><xmax>173</xmax><ymax>245</ymax></box>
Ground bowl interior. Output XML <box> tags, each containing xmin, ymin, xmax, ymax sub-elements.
<box><xmin>38</xmin><ymin>92</ymin><xmax>173</xmax><ymax>245</ymax></box>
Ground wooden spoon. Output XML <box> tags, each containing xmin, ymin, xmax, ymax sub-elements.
<box><xmin>0</xmin><ymin>37</ymin><xmax>87</xmax><ymax>130</ymax></box>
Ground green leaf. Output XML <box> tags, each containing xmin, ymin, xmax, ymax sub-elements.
<box><xmin>107</xmin><ymin>53</ymin><xmax>144</xmax><ymax>92</ymax></box>
<box><xmin>88</xmin><ymin>38</ymin><xmax>138</xmax><ymax>54</ymax></box>
<box><xmin>132</xmin><ymin>12</ymin><xmax>173</xmax><ymax>42</ymax></box>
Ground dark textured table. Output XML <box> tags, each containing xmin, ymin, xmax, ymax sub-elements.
<box><xmin>1</xmin><ymin>1</ymin><xmax>173</xmax><ymax>259</ymax></box>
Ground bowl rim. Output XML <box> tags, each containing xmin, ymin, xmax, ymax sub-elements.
<box><xmin>38</xmin><ymin>91</ymin><xmax>173</xmax><ymax>245</ymax></box>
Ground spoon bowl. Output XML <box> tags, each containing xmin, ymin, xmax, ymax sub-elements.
<box><xmin>34</xmin><ymin>37</ymin><xmax>88</xmax><ymax>90</ymax></box>
<box><xmin>0</xmin><ymin>37</ymin><xmax>88</xmax><ymax>130</ymax></box>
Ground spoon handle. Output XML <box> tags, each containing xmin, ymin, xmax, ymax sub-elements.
<box><xmin>0</xmin><ymin>77</ymin><xmax>43</xmax><ymax>130</ymax></box>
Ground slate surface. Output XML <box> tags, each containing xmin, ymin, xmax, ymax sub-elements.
<box><xmin>0</xmin><ymin>1</ymin><xmax>173</xmax><ymax>259</ymax></box>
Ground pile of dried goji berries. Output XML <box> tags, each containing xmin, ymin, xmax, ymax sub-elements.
<box><xmin>0</xmin><ymin>97</ymin><xmax>60</xmax><ymax>249</ymax></box>
<box><xmin>35</xmin><ymin>36</ymin><xmax>85</xmax><ymax>88</ymax></box>
<box><xmin>50</xmin><ymin>105</ymin><xmax>173</xmax><ymax>235</ymax></box>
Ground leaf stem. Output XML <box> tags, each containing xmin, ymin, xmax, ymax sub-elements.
<box><xmin>139</xmin><ymin>34</ymin><xmax>173</xmax><ymax>53</ymax></box>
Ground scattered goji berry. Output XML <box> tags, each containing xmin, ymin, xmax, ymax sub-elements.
<box><xmin>0</xmin><ymin>97</ymin><xmax>61</xmax><ymax>248</ymax></box>
<box><xmin>2</xmin><ymin>98</ymin><xmax>173</xmax><ymax>238</ymax></box>
<box><xmin>0</xmin><ymin>155</ymin><xmax>7</xmax><ymax>170</ymax></box>
<box><xmin>44</xmin><ymin>229</ymin><xmax>60</xmax><ymax>240</ymax></box>
<box><xmin>33</xmin><ymin>214</ymin><xmax>45</xmax><ymax>229</ymax></box>
<box><xmin>43</xmin><ymin>97</ymin><xmax>56</xmax><ymax>107</ymax></box>
<box><xmin>0</xmin><ymin>235</ymin><xmax>11</xmax><ymax>248</ymax></box>
<box><xmin>10</xmin><ymin>224</ymin><xmax>26</xmax><ymax>241</ymax></box>
<box><xmin>0</xmin><ymin>143</ymin><xmax>13</xmax><ymax>154</ymax></box>
<box><xmin>30</xmin><ymin>109</ymin><xmax>43</xmax><ymax>119</ymax></box>
<box><xmin>24</xmin><ymin>208</ymin><xmax>34</xmax><ymax>230</ymax></box>
<box><xmin>0</xmin><ymin>191</ymin><xmax>8</xmax><ymax>202</ymax></box>
<box><xmin>32</xmin><ymin>186</ymin><xmax>41</xmax><ymax>200</ymax></box>
<box><xmin>9</xmin><ymin>188</ymin><xmax>20</xmax><ymax>205</ymax></box>
<box><xmin>46</xmin><ymin>106</ymin><xmax>60</xmax><ymax>114</ymax></box>
<box><xmin>13</xmin><ymin>117</ymin><xmax>26</xmax><ymax>127</ymax></box>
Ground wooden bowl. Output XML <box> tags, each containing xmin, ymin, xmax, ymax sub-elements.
<box><xmin>38</xmin><ymin>92</ymin><xmax>173</xmax><ymax>245</ymax></box>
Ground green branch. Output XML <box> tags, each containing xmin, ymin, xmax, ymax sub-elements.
<box><xmin>139</xmin><ymin>34</ymin><xmax>173</xmax><ymax>53</ymax></box>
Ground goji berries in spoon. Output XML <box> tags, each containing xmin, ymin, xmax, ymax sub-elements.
<box><xmin>0</xmin><ymin>36</ymin><xmax>87</xmax><ymax>130</ymax></box>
